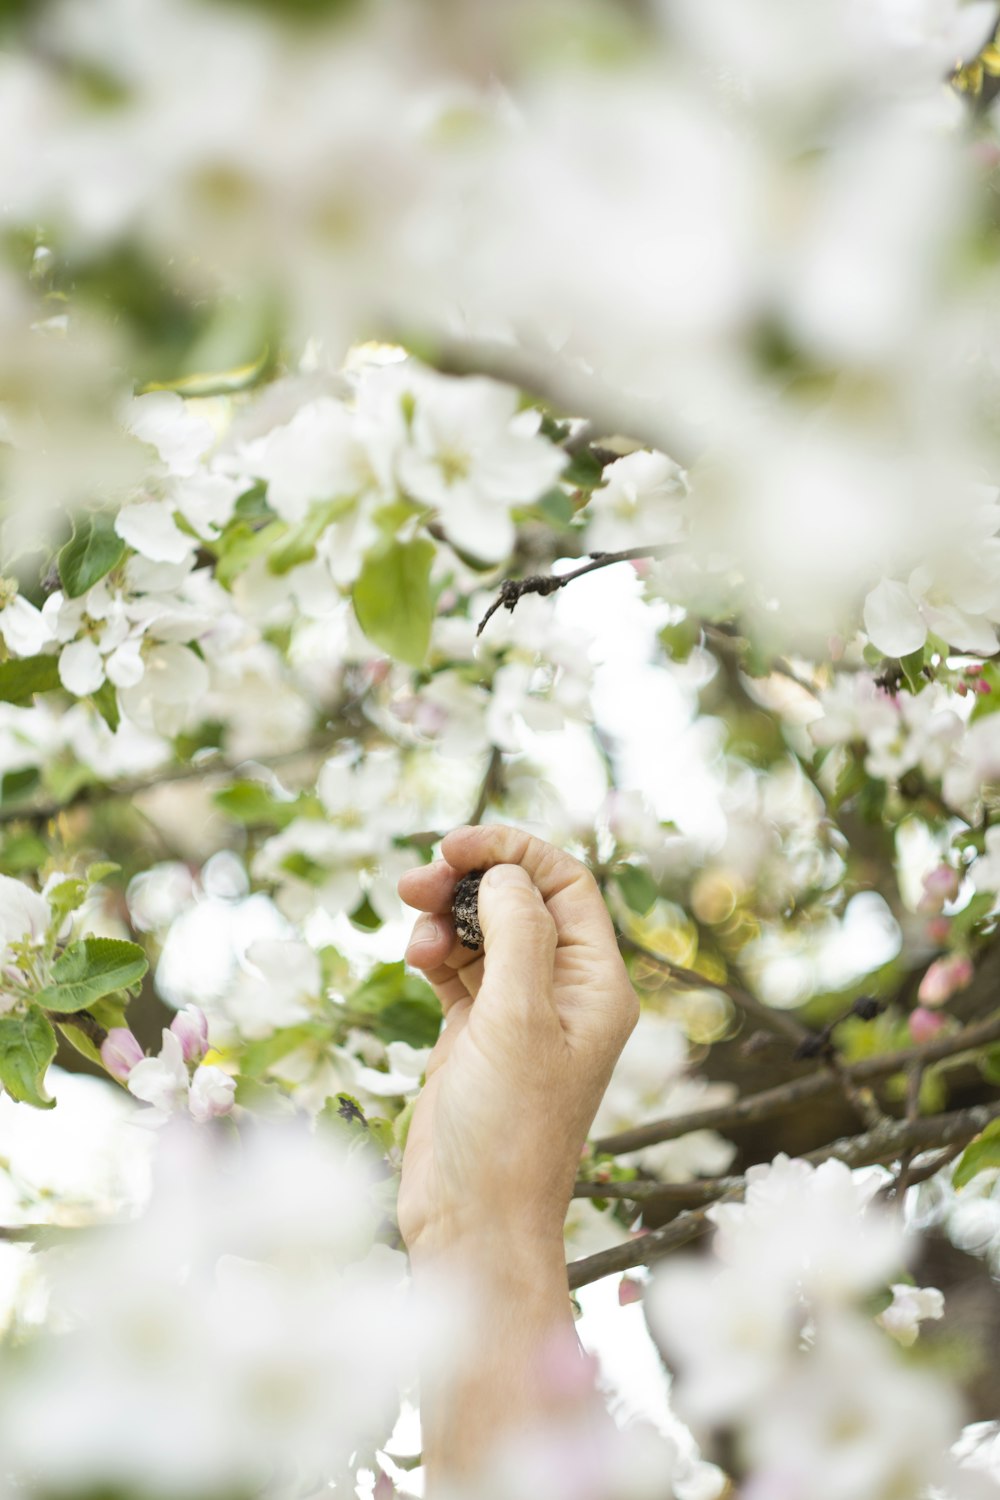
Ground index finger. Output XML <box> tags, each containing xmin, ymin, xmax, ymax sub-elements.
<box><xmin>441</xmin><ymin>824</ymin><xmax>616</xmax><ymax>950</ymax></box>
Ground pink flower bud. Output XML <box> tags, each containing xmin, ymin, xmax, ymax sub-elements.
<box><xmin>618</xmin><ymin>1275</ymin><xmax>644</xmax><ymax>1307</ymax></box>
<box><xmin>101</xmin><ymin>1028</ymin><xmax>145</xmax><ymax>1083</ymax></box>
<box><xmin>924</xmin><ymin>916</ymin><xmax>951</xmax><ymax>944</ymax></box>
<box><xmin>909</xmin><ymin>1006</ymin><xmax>948</xmax><ymax>1044</ymax></box>
<box><xmin>169</xmin><ymin>1005</ymin><xmax>209</xmax><ymax>1064</ymax></box>
<box><xmin>965</xmin><ymin>663</ymin><xmax>984</xmax><ymax>677</ymax></box>
<box><xmin>918</xmin><ymin>953</ymin><xmax>974</xmax><ymax>1008</ymax></box>
<box><xmin>373</xmin><ymin>1473</ymin><xmax>396</xmax><ymax>1500</ymax></box>
<box><xmin>957</xmin><ymin>680</ymin><xmax>970</xmax><ymax>697</ymax></box>
<box><xmin>976</xmin><ymin>679</ymin><xmax>992</xmax><ymax>695</ymax></box>
<box><xmin>917</xmin><ymin>865</ymin><xmax>961</xmax><ymax>915</ymax></box>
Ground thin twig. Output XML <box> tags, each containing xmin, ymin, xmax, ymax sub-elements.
<box><xmin>477</xmin><ymin>546</ymin><xmax>674</xmax><ymax>636</ymax></box>
<box><xmin>469</xmin><ymin>747</ymin><xmax>503</xmax><ymax>827</ymax></box>
<box><xmin>593</xmin><ymin>1011</ymin><xmax>1000</xmax><ymax>1156</ymax></box>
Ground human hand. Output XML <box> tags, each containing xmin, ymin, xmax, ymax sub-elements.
<box><xmin>396</xmin><ymin>824</ymin><xmax>639</xmax><ymax>1263</ymax></box>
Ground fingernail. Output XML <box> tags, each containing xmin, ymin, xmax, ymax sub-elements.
<box><xmin>406</xmin><ymin>914</ymin><xmax>444</xmax><ymax>954</ymax></box>
<box><xmin>482</xmin><ymin>864</ymin><xmax>533</xmax><ymax>889</ymax></box>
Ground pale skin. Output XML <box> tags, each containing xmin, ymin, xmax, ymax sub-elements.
<box><xmin>397</xmin><ymin>824</ymin><xmax>640</xmax><ymax>1487</ymax></box>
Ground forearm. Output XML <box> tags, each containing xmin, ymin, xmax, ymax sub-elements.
<box><xmin>412</xmin><ymin>1230</ymin><xmax>590</xmax><ymax>1491</ymax></box>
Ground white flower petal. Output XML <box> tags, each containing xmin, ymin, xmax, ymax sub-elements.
<box><xmin>58</xmin><ymin>637</ymin><xmax>105</xmax><ymax>696</ymax></box>
<box><xmin>0</xmin><ymin>596</ymin><xmax>51</xmax><ymax>656</ymax></box>
<box><xmin>115</xmin><ymin>501</ymin><xmax>195</xmax><ymax>565</ymax></box>
<box><xmin>863</xmin><ymin>577</ymin><xmax>926</xmax><ymax>657</ymax></box>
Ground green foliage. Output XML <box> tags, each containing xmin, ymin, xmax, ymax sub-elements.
<box><xmin>350</xmin><ymin>961</ymin><xmax>441</xmax><ymax>1048</ymax></box>
<box><xmin>562</xmin><ymin>448</ymin><xmax>607</xmax><ymax>491</ymax></box>
<box><xmin>35</xmin><ymin>936</ymin><xmax>148</xmax><ymax>1014</ymax></box>
<box><xmin>616</xmin><ymin>863</ymin><xmax>659</xmax><ymax>916</ymax></box>
<box><xmin>57</xmin><ymin>512</ymin><xmax>125</xmax><ymax>598</ymax></box>
<box><xmin>971</xmin><ymin>661</ymin><xmax>1000</xmax><ymax>720</ymax></box>
<box><xmin>91</xmin><ymin>678</ymin><xmax>121</xmax><ymax>732</ymax></box>
<box><xmin>213</xmin><ymin>781</ymin><xmax>316</xmax><ymax>829</ymax></box>
<box><xmin>0</xmin><ymin>1007</ymin><xmax>57</xmax><ymax>1108</ymax></box>
<box><xmin>352</xmin><ymin>538</ymin><xmax>435</xmax><ymax>667</ymax></box>
<box><xmin>899</xmin><ymin>647</ymin><xmax>926</xmax><ymax>694</ymax></box>
<box><xmin>953</xmin><ymin>1119</ymin><xmax>1000</xmax><ymax>1188</ymax></box>
<box><xmin>0</xmin><ymin>830</ymin><xmax>50</xmax><ymax>874</ymax></box>
<box><xmin>214</xmin><ymin>518</ymin><xmax>287</xmax><ymax>588</ymax></box>
<box><xmin>0</xmin><ymin>654</ymin><xmax>61</xmax><ymax>705</ymax></box>
<box><xmin>240</xmin><ymin>1022</ymin><xmax>332</xmax><ymax>1080</ymax></box>
<box><xmin>267</xmin><ymin>497</ymin><xmax>356</xmax><ymax>576</ymax></box>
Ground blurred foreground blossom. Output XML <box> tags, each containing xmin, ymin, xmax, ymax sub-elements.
<box><xmin>0</xmin><ymin>1121</ymin><xmax>456</xmax><ymax>1498</ymax></box>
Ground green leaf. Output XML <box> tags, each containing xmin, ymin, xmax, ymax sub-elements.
<box><xmin>45</xmin><ymin>877</ymin><xmax>88</xmax><ymax>923</ymax></box>
<box><xmin>352</xmin><ymin>538</ymin><xmax>435</xmax><ymax>668</ymax></box>
<box><xmin>563</xmin><ymin>449</ymin><xmax>606</xmax><ymax>490</ymax></box>
<box><xmin>267</xmin><ymin>497</ymin><xmax>356</xmax><ymax>576</ymax></box>
<box><xmin>349</xmin><ymin>894</ymin><xmax>383</xmax><ymax>931</ymax></box>
<box><xmin>1</xmin><ymin>766</ymin><xmax>41</xmax><ymax>804</ymax></box>
<box><xmin>86</xmin><ymin>861</ymin><xmax>120</xmax><ymax>884</ymax></box>
<box><xmin>616</xmin><ymin>863</ymin><xmax>659</xmax><ymax>916</ymax></box>
<box><xmin>954</xmin><ymin>1120</ymin><xmax>1000</xmax><ymax>1189</ymax></box>
<box><xmin>213</xmin><ymin>781</ymin><xmax>310</xmax><ymax>829</ymax></box>
<box><xmin>36</xmin><ymin>936</ymin><xmax>148</xmax><ymax>1014</ymax></box>
<box><xmin>0</xmin><ymin>1008</ymin><xmax>57</xmax><ymax>1108</ymax></box>
<box><xmin>215</xmin><ymin>518</ymin><xmax>287</xmax><ymax>588</ymax></box>
<box><xmin>58</xmin><ymin>512</ymin><xmax>125</xmax><ymax>598</ymax></box>
<box><xmin>0</xmin><ymin>831</ymin><xmax>49</xmax><ymax>875</ymax></box>
<box><xmin>900</xmin><ymin>647</ymin><xmax>926</xmax><ymax>694</ymax></box>
<box><xmin>351</xmin><ymin>961</ymin><xmax>442</xmax><ymax>1048</ymax></box>
<box><xmin>91</xmin><ymin>678</ymin><xmax>120</xmax><ymax>732</ymax></box>
<box><xmin>0</xmin><ymin>654</ymin><xmax>61</xmax><ymax>706</ymax></box>
<box><xmin>241</xmin><ymin>1022</ymin><xmax>331</xmax><ymax>1080</ymax></box>
<box><xmin>970</xmin><ymin>662</ymin><xmax>1000</xmax><ymax>721</ymax></box>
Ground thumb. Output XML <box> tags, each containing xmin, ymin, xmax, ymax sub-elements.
<box><xmin>476</xmin><ymin>864</ymin><xmax>558</xmax><ymax>1021</ymax></box>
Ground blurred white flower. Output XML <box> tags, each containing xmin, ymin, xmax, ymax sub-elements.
<box><xmin>877</xmin><ymin>1282</ymin><xmax>944</xmax><ymax>1346</ymax></box>
<box><xmin>585</xmin><ymin>450</ymin><xmax>688</xmax><ymax>554</ymax></box>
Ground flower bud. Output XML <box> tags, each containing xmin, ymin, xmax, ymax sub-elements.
<box><xmin>909</xmin><ymin>1006</ymin><xmax>947</xmax><ymax>1044</ymax></box>
<box><xmin>169</xmin><ymin>1004</ymin><xmax>209</xmax><ymax>1064</ymax></box>
<box><xmin>918</xmin><ymin>953</ymin><xmax>974</xmax><ymax>1007</ymax></box>
<box><xmin>917</xmin><ymin>865</ymin><xmax>961</xmax><ymax>915</ymax></box>
<box><xmin>924</xmin><ymin>916</ymin><xmax>951</xmax><ymax>944</ymax></box>
<box><xmin>101</xmin><ymin>1028</ymin><xmax>144</xmax><ymax>1083</ymax></box>
<box><xmin>618</xmin><ymin>1275</ymin><xmax>644</xmax><ymax>1307</ymax></box>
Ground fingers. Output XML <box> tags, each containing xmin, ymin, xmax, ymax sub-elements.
<box><xmin>475</xmin><ymin>863</ymin><xmax>558</xmax><ymax>1023</ymax></box>
<box><xmin>441</xmin><ymin>825</ymin><xmax>619</xmax><ymax>952</ymax></box>
<box><xmin>398</xmin><ymin>860</ymin><xmax>458</xmax><ymax>916</ymax></box>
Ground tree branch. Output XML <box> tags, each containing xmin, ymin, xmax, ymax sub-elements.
<box><xmin>568</xmin><ymin>1098</ymin><xmax>1000</xmax><ymax>1288</ymax></box>
<box><xmin>477</xmin><ymin>547</ymin><xmax>675</xmax><ymax>636</ymax></box>
<box><xmin>0</xmin><ymin>731</ymin><xmax>340</xmax><ymax>827</ymax></box>
<box><xmin>592</xmin><ymin>1010</ymin><xmax>1000</xmax><ymax>1156</ymax></box>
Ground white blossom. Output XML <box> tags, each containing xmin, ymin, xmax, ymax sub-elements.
<box><xmin>877</xmin><ymin>1282</ymin><xmax>944</xmax><ymax>1346</ymax></box>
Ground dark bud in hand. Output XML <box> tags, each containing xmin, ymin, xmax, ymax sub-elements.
<box><xmin>452</xmin><ymin>870</ymin><xmax>485</xmax><ymax>949</ymax></box>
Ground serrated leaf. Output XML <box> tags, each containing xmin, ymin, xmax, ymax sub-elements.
<box><xmin>352</xmin><ymin>538</ymin><xmax>435</xmax><ymax>668</ymax></box>
<box><xmin>58</xmin><ymin>512</ymin><xmax>125</xmax><ymax>598</ymax></box>
<box><xmin>954</xmin><ymin>1120</ymin><xmax>1000</xmax><ymax>1189</ymax></box>
<box><xmin>0</xmin><ymin>654</ymin><xmax>61</xmax><ymax>706</ymax></box>
<box><xmin>45</xmin><ymin>877</ymin><xmax>88</xmax><ymax>922</ymax></box>
<box><xmin>0</xmin><ymin>1008</ymin><xmax>57</xmax><ymax>1108</ymax></box>
<box><xmin>36</xmin><ymin>936</ymin><xmax>148</xmax><ymax>1014</ymax></box>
